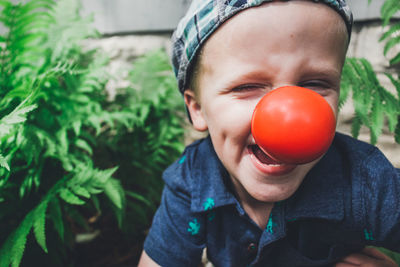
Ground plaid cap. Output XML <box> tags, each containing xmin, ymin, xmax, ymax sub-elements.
<box><xmin>172</xmin><ymin>0</ymin><xmax>353</xmax><ymax>94</ymax></box>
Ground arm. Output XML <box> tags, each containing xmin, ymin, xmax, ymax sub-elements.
<box><xmin>140</xmin><ymin>178</ymin><xmax>206</xmax><ymax>266</ymax></box>
<box><xmin>358</xmin><ymin>151</ymin><xmax>400</xmax><ymax>251</ymax></box>
<box><xmin>138</xmin><ymin>251</ymin><xmax>161</xmax><ymax>267</ymax></box>
<box><xmin>335</xmin><ymin>247</ymin><xmax>398</xmax><ymax>267</ymax></box>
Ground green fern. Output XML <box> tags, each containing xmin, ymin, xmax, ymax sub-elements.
<box><xmin>0</xmin><ymin>190</ymin><xmax>53</xmax><ymax>267</ymax></box>
<box><xmin>0</xmin><ymin>0</ymin><xmax>185</xmax><ymax>265</ymax></box>
<box><xmin>341</xmin><ymin>58</ymin><xmax>400</xmax><ymax>144</ymax></box>
<box><xmin>0</xmin><ymin>0</ymin><xmax>128</xmax><ymax>265</ymax></box>
<box><xmin>379</xmin><ymin>0</ymin><xmax>400</xmax><ymax>65</ymax></box>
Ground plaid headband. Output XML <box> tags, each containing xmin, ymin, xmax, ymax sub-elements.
<box><xmin>171</xmin><ymin>0</ymin><xmax>353</xmax><ymax>94</ymax></box>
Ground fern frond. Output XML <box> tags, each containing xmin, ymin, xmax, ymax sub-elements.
<box><xmin>71</xmin><ymin>185</ymin><xmax>91</xmax><ymax>199</ymax></box>
<box><xmin>385</xmin><ymin>73</ymin><xmax>400</xmax><ymax>99</ymax></box>
<box><xmin>0</xmin><ymin>0</ymin><xmax>54</xmax><ymax>96</ymax></box>
<box><xmin>9</xmin><ymin>217</ymin><xmax>31</xmax><ymax>267</ymax></box>
<box><xmin>48</xmin><ymin>197</ymin><xmax>64</xmax><ymax>241</ymax></box>
<box><xmin>381</xmin><ymin>0</ymin><xmax>400</xmax><ymax>26</ymax></box>
<box><xmin>389</xmin><ymin>53</ymin><xmax>400</xmax><ymax>65</ymax></box>
<box><xmin>380</xmin><ymin>22</ymin><xmax>400</xmax><ymax>42</ymax></box>
<box><xmin>379</xmin><ymin>0</ymin><xmax>400</xmax><ymax>66</ymax></box>
<box><xmin>0</xmin><ymin>195</ymin><xmax>53</xmax><ymax>267</ymax></box>
<box><xmin>59</xmin><ymin>188</ymin><xmax>85</xmax><ymax>205</ymax></box>
<box><xmin>33</xmin><ymin>200</ymin><xmax>49</xmax><ymax>253</ymax></box>
<box><xmin>341</xmin><ymin>58</ymin><xmax>400</xmax><ymax>144</ymax></box>
<box><xmin>370</xmin><ymin>96</ymin><xmax>384</xmax><ymax>144</ymax></box>
<box><xmin>383</xmin><ymin>35</ymin><xmax>400</xmax><ymax>57</ymax></box>
<box><xmin>0</xmin><ymin>92</ymin><xmax>37</xmax><ymax>140</ymax></box>
<box><xmin>0</xmin><ymin>153</ymin><xmax>10</xmax><ymax>171</ymax></box>
<box><xmin>103</xmin><ymin>178</ymin><xmax>124</xmax><ymax>209</ymax></box>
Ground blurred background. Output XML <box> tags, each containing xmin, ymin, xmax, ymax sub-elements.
<box><xmin>0</xmin><ymin>0</ymin><xmax>399</xmax><ymax>266</ymax></box>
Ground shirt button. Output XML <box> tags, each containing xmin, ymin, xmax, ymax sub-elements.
<box><xmin>247</xmin><ymin>242</ymin><xmax>258</xmax><ymax>253</ymax></box>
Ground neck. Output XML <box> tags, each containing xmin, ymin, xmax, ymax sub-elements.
<box><xmin>241</xmin><ymin>198</ymin><xmax>274</xmax><ymax>230</ymax></box>
<box><xmin>230</xmin><ymin>178</ymin><xmax>274</xmax><ymax>229</ymax></box>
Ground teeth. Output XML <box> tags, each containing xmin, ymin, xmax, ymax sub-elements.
<box><xmin>251</xmin><ymin>145</ymin><xmax>282</xmax><ymax>165</ymax></box>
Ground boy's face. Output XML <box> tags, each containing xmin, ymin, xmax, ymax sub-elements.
<box><xmin>184</xmin><ymin>1</ymin><xmax>348</xmax><ymax>204</ymax></box>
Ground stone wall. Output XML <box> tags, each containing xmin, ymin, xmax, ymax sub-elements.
<box><xmin>86</xmin><ymin>21</ymin><xmax>400</xmax><ymax>168</ymax></box>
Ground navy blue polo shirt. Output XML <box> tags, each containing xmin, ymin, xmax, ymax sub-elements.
<box><xmin>143</xmin><ymin>132</ymin><xmax>400</xmax><ymax>267</ymax></box>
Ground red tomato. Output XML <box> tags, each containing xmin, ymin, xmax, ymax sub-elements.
<box><xmin>251</xmin><ymin>86</ymin><xmax>336</xmax><ymax>164</ymax></box>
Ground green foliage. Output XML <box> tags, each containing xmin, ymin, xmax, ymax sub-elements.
<box><xmin>0</xmin><ymin>0</ymin><xmax>185</xmax><ymax>266</ymax></box>
<box><xmin>380</xmin><ymin>0</ymin><xmax>400</xmax><ymax>64</ymax></box>
<box><xmin>96</xmin><ymin>50</ymin><xmax>185</xmax><ymax>236</ymax></box>
<box><xmin>340</xmin><ymin>0</ymin><xmax>400</xmax><ymax>145</ymax></box>
<box><xmin>340</xmin><ymin>58</ymin><xmax>400</xmax><ymax>144</ymax></box>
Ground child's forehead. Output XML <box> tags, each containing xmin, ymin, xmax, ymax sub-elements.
<box><xmin>171</xmin><ymin>0</ymin><xmax>353</xmax><ymax>94</ymax></box>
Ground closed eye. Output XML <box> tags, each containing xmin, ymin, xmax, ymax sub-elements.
<box><xmin>298</xmin><ymin>80</ymin><xmax>337</xmax><ymax>96</ymax></box>
<box><xmin>299</xmin><ymin>80</ymin><xmax>330</xmax><ymax>90</ymax></box>
<box><xmin>231</xmin><ymin>84</ymin><xmax>266</xmax><ymax>92</ymax></box>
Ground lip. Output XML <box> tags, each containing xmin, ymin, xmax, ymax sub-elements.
<box><xmin>247</xmin><ymin>145</ymin><xmax>297</xmax><ymax>176</ymax></box>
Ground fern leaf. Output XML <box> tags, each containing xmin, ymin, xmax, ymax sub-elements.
<box><xmin>370</xmin><ymin>97</ymin><xmax>384</xmax><ymax>145</ymax></box>
<box><xmin>385</xmin><ymin>73</ymin><xmax>400</xmax><ymax>98</ymax></box>
<box><xmin>19</xmin><ymin>175</ymin><xmax>33</xmax><ymax>198</ymax></box>
<box><xmin>382</xmin><ymin>90</ymin><xmax>399</xmax><ymax>132</ymax></box>
<box><xmin>56</xmin><ymin>129</ymin><xmax>69</xmax><ymax>155</ymax></box>
<box><xmin>18</xmin><ymin>0</ymin><xmax>54</xmax><ymax>16</ymax></box>
<box><xmin>0</xmin><ymin>96</ymin><xmax>37</xmax><ymax>139</ymax></box>
<box><xmin>59</xmin><ymin>188</ymin><xmax>85</xmax><ymax>205</ymax></box>
<box><xmin>9</xmin><ymin>217</ymin><xmax>32</xmax><ymax>267</ymax></box>
<box><xmin>381</xmin><ymin>0</ymin><xmax>400</xmax><ymax>26</ymax></box>
<box><xmin>97</xmin><ymin>166</ymin><xmax>118</xmax><ymax>184</ymax></box>
<box><xmin>0</xmin><ymin>153</ymin><xmax>10</xmax><ymax>171</ymax></box>
<box><xmin>389</xmin><ymin>52</ymin><xmax>400</xmax><ymax>65</ymax></box>
<box><xmin>341</xmin><ymin>57</ymin><xmax>400</xmax><ymax>144</ymax></box>
<box><xmin>72</xmin><ymin>120</ymin><xmax>81</xmax><ymax>136</ymax></box>
<box><xmin>379</xmin><ymin>22</ymin><xmax>400</xmax><ymax>42</ymax></box>
<box><xmin>125</xmin><ymin>190</ymin><xmax>152</xmax><ymax>207</ymax></box>
<box><xmin>71</xmin><ymin>185</ymin><xmax>90</xmax><ymax>199</ymax></box>
<box><xmin>383</xmin><ymin>35</ymin><xmax>400</xmax><ymax>57</ymax></box>
<box><xmin>33</xmin><ymin>200</ymin><xmax>49</xmax><ymax>253</ymax></box>
<box><xmin>14</xmin><ymin>13</ymin><xmax>53</xmax><ymax>36</ymax></box>
<box><xmin>0</xmin><ymin>200</ymin><xmax>46</xmax><ymax>267</ymax></box>
<box><xmin>0</xmin><ymin>104</ymin><xmax>37</xmax><ymax>132</ymax></box>
<box><xmin>48</xmin><ymin>198</ymin><xmax>64</xmax><ymax>242</ymax></box>
<box><xmin>75</xmin><ymin>138</ymin><xmax>93</xmax><ymax>155</ymax></box>
<box><xmin>103</xmin><ymin>178</ymin><xmax>124</xmax><ymax>209</ymax></box>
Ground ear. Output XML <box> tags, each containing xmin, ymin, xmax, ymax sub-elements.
<box><xmin>184</xmin><ymin>90</ymin><xmax>208</xmax><ymax>131</ymax></box>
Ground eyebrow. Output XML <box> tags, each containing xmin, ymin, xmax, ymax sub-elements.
<box><xmin>300</xmin><ymin>66</ymin><xmax>342</xmax><ymax>86</ymax></box>
<box><xmin>216</xmin><ymin>70</ymin><xmax>273</xmax><ymax>91</ymax></box>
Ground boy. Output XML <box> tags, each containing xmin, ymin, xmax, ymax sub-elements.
<box><xmin>139</xmin><ymin>0</ymin><xmax>400</xmax><ymax>266</ymax></box>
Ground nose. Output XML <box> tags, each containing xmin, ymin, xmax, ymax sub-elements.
<box><xmin>251</xmin><ymin>86</ymin><xmax>336</xmax><ymax>164</ymax></box>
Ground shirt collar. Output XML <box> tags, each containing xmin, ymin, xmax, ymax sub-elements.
<box><xmin>190</xmin><ymin>136</ymin><xmax>237</xmax><ymax>212</ymax></box>
<box><xmin>189</xmin><ymin>135</ymin><xmax>345</xmax><ymax>222</ymax></box>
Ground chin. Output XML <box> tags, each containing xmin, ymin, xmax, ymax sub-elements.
<box><xmin>249</xmin><ymin>184</ymin><xmax>299</xmax><ymax>203</ymax></box>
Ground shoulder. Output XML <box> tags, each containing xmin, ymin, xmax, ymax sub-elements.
<box><xmin>162</xmin><ymin>136</ymin><xmax>235</xmax><ymax>213</ymax></box>
<box><xmin>331</xmin><ymin>132</ymin><xmax>399</xmax><ymax>193</ymax></box>
<box><xmin>162</xmin><ymin>137</ymin><xmax>214</xmax><ymax>197</ymax></box>
<box><xmin>334</xmin><ymin>134</ymin><xmax>400</xmax><ymax>245</ymax></box>
<box><xmin>333</xmin><ymin>132</ymin><xmax>378</xmax><ymax>159</ymax></box>
<box><xmin>332</xmin><ymin>132</ymin><xmax>395</xmax><ymax>173</ymax></box>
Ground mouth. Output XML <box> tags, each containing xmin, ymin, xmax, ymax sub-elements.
<box><xmin>250</xmin><ymin>145</ymin><xmax>282</xmax><ymax>165</ymax></box>
<box><xmin>248</xmin><ymin>145</ymin><xmax>297</xmax><ymax>175</ymax></box>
